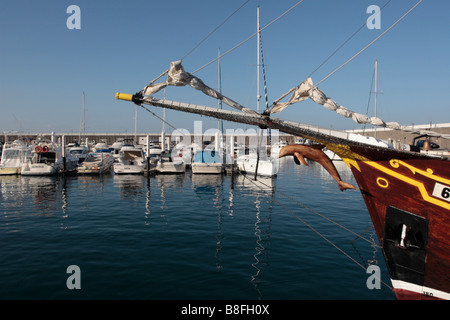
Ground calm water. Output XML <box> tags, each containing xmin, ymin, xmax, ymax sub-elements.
<box><xmin>0</xmin><ymin>158</ymin><xmax>395</xmax><ymax>300</ymax></box>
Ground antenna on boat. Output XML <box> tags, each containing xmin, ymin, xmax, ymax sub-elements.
<box><xmin>79</xmin><ymin>92</ymin><xmax>86</xmax><ymax>144</ymax></box>
<box><xmin>372</xmin><ymin>60</ymin><xmax>383</xmax><ymax>138</ymax></box>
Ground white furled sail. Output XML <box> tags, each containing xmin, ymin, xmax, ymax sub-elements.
<box><xmin>270</xmin><ymin>77</ymin><xmax>450</xmax><ymax>139</ymax></box>
<box><xmin>142</xmin><ymin>60</ymin><xmax>257</xmax><ymax>114</ymax></box>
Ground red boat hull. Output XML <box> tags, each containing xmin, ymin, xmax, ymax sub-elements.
<box><xmin>345</xmin><ymin>154</ymin><xmax>450</xmax><ymax>300</ymax></box>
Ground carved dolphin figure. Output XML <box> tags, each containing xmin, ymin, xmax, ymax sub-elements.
<box><xmin>279</xmin><ymin>144</ymin><xmax>356</xmax><ymax>192</ymax></box>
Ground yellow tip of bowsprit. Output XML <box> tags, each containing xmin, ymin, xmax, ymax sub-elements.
<box><xmin>115</xmin><ymin>92</ymin><xmax>134</xmax><ymax>101</ymax></box>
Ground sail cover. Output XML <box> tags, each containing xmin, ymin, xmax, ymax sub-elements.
<box><xmin>142</xmin><ymin>60</ymin><xmax>257</xmax><ymax>114</ymax></box>
<box><xmin>270</xmin><ymin>77</ymin><xmax>387</xmax><ymax>127</ymax></box>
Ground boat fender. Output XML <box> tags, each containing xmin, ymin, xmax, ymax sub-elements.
<box><xmin>42</xmin><ymin>145</ymin><xmax>49</xmax><ymax>152</ymax></box>
<box><xmin>35</xmin><ymin>146</ymin><xmax>42</xmax><ymax>153</ymax></box>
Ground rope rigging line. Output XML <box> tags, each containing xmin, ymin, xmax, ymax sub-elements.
<box><xmin>141</xmin><ymin>1</ymin><xmax>307</xmax><ymax>109</ymax></box>
<box><xmin>308</xmin><ymin>0</ymin><xmax>392</xmax><ymax>79</ymax></box>
<box><xmin>181</xmin><ymin>0</ymin><xmax>251</xmax><ymax>61</ymax></box>
<box><xmin>135</xmin><ymin>104</ymin><xmax>189</xmax><ymax>138</ymax></box>
<box><xmin>259</xmin><ymin>30</ymin><xmax>270</xmax><ymax>112</ymax></box>
<box><xmin>270</xmin><ymin>0</ymin><xmax>423</xmax><ymax>110</ymax></box>
<box><xmin>266</xmin><ymin>1</ymin><xmax>450</xmax><ymax>140</ymax></box>
<box><xmin>142</xmin><ymin>0</ymin><xmax>251</xmax><ymax>91</ymax></box>
<box><xmin>259</xmin><ymin>27</ymin><xmax>272</xmax><ymax>144</ymax></box>
<box><xmin>240</xmin><ymin>173</ymin><xmax>392</xmax><ymax>290</ymax></box>
<box><xmin>192</xmin><ymin>0</ymin><xmax>307</xmax><ymax>75</ymax></box>
<box><xmin>315</xmin><ymin>0</ymin><xmax>423</xmax><ymax>87</ymax></box>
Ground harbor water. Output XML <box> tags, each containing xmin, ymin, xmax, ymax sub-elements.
<box><xmin>0</xmin><ymin>158</ymin><xmax>395</xmax><ymax>300</ymax></box>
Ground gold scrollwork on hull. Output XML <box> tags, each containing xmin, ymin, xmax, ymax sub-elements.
<box><xmin>365</xmin><ymin>160</ymin><xmax>450</xmax><ymax>210</ymax></box>
<box><xmin>389</xmin><ymin>159</ymin><xmax>450</xmax><ymax>185</ymax></box>
<box><xmin>303</xmin><ymin>140</ymin><xmax>450</xmax><ymax>210</ymax></box>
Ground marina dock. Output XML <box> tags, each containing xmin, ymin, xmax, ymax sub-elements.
<box><xmin>2</xmin><ymin>122</ymin><xmax>449</xmax><ymax>149</ymax></box>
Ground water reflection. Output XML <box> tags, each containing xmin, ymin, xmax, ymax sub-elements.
<box><xmin>250</xmin><ymin>182</ymin><xmax>273</xmax><ymax>299</ymax></box>
<box><xmin>145</xmin><ymin>175</ymin><xmax>151</xmax><ymax>226</ymax></box>
<box><xmin>113</xmin><ymin>174</ymin><xmax>145</xmax><ymax>200</ymax></box>
<box><xmin>235</xmin><ymin>174</ymin><xmax>276</xmax><ymax>193</ymax></box>
<box><xmin>22</xmin><ymin>176</ymin><xmax>60</xmax><ymax>215</ymax></box>
<box><xmin>0</xmin><ymin>175</ymin><xmax>26</xmax><ymax>212</ymax></box>
<box><xmin>0</xmin><ymin>159</ymin><xmax>394</xmax><ymax>299</ymax></box>
<box><xmin>190</xmin><ymin>171</ymin><xmax>274</xmax><ymax>298</ymax></box>
<box><xmin>153</xmin><ymin>173</ymin><xmax>186</xmax><ymax>211</ymax></box>
<box><xmin>0</xmin><ymin>175</ymin><xmax>73</xmax><ymax>230</ymax></box>
<box><xmin>229</xmin><ymin>173</ymin><xmax>274</xmax><ymax>299</ymax></box>
<box><xmin>61</xmin><ymin>177</ymin><xmax>68</xmax><ymax>219</ymax></box>
<box><xmin>191</xmin><ymin>174</ymin><xmax>225</xmax><ymax>271</ymax></box>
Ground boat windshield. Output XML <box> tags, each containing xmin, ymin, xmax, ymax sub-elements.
<box><xmin>122</xmin><ymin>150</ymin><xmax>142</xmax><ymax>160</ymax></box>
<box><xmin>0</xmin><ymin>149</ymin><xmax>31</xmax><ymax>166</ymax></box>
<box><xmin>70</xmin><ymin>149</ymin><xmax>86</xmax><ymax>155</ymax></box>
<box><xmin>2</xmin><ymin>150</ymin><xmax>21</xmax><ymax>159</ymax></box>
<box><xmin>1</xmin><ymin>149</ymin><xmax>31</xmax><ymax>160</ymax></box>
<box><xmin>84</xmin><ymin>154</ymin><xmax>98</xmax><ymax>162</ymax></box>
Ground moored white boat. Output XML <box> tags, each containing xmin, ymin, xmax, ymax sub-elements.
<box><xmin>323</xmin><ymin>133</ymin><xmax>392</xmax><ymax>161</ymax></box>
<box><xmin>93</xmin><ymin>141</ymin><xmax>109</xmax><ymax>152</ymax></box>
<box><xmin>21</xmin><ymin>141</ymin><xmax>78</xmax><ymax>175</ymax></box>
<box><xmin>113</xmin><ymin>146</ymin><xmax>147</xmax><ymax>174</ymax></box>
<box><xmin>191</xmin><ymin>150</ymin><xmax>223</xmax><ymax>174</ymax></box>
<box><xmin>236</xmin><ymin>154</ymin><xmax>279</xmax><ymax>177</ymax></box>
<box><xmin>109</xmin><ymin>140</ymin><xmax>125</xmax><ymax>162</ymax></box>
<box><xmin>77</xmin><ymin>149</ymin><xmax>114</xmax><ymax>174</ymax></box>
<box><xmin>0</xmin><ymin>140</ymin><xmax>32</xmax><ymax>175</ymax></box>
<box><xmin>156</xmin><ymin>152</ymin><xmax>186</xmax><ymax>173</ymax></box>
<box><xmin>68</xmin><ymin>144</ymin><xmax>90</xmax><ymax>163</ymax></box>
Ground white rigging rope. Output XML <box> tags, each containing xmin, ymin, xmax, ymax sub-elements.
<box><xmin>181</xmin><ymin>0</ymin><xmax>251</xmax><ymax>61</ymax></box>
<box><xmin>315</xmin><ymin>0</ymin><xmax>423</xmax><ymax>87</ymax></box>
<box><xmin>273</xmin><ymin>0</ymin><xmax>424</xmax><ymax>106</ymax></box>
<box><xmin>269</xmin><ymin>0</ymin><xmax>450</xmax><ymax>140</ymax></box>
<box><xmin>192</xmin><ymin>0</ymin><xmax>306</xmax><ymax>75</ymax></box>
<box><xmin>308</xmin><ymin>0</ymin><xmax>393</xmax><ymax>78</ymax></box>
<box><xmin>143</xmin><ymin>0</ymin><xmax>251</xmax><ymax>89</ymax></box>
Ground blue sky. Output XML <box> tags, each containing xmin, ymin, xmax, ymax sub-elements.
<box><xmin>1</xmin><ymin>0</ymin><xmax>448</xmax><ymax>134</ymax></box>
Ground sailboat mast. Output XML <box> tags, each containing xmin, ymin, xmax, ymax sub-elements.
<box><xmin>218</xmin><ymin>48</ymin><xmax>223</xmax><ymax>134</ymax></box>
<box><xmin>79</xmin><ymin>92</ymin><xmax>85</xmax><ymax>143</ymax></box>
<box><xmin>257</xmin><ymin>6</ymin><xmax>261</xmax><ymax>114</ymax></box>
<box><xmin>162</xmin><ymin>89</ymin><xmax>166</xmax><ymax>152</ymax></box>
<box><xmin>254</xmin><ymin>6</ymin><xmax>261</xmax><ymax>180</ymax></box>
<box><xmin>134</xmin><ymin>106</ymin><xmax>138</xmax><ymax>145</ymax></box>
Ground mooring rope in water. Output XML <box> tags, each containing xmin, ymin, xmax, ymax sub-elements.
<box><xmin>240</xmin><ymin>173</ymin><xmax>393</xmax><ymax>291</ymax></box>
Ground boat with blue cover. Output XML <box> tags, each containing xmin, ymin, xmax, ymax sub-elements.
<box><xmin>191</xmin><ymin>150</ymin><xmax>223</xmax><ymax>174</ymax></box>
